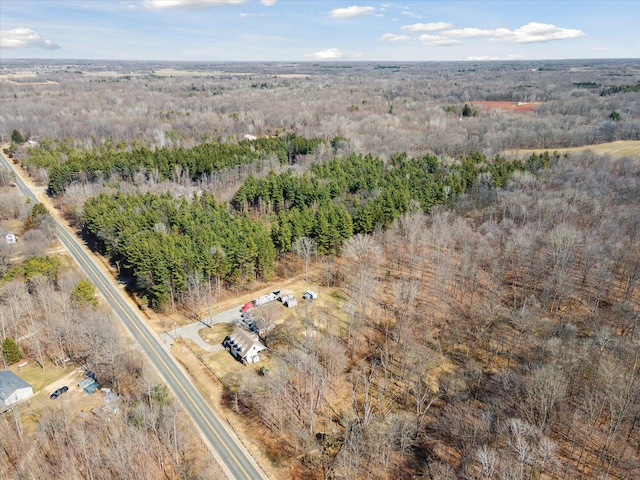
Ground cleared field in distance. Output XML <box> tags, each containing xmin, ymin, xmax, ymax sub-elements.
<box><xmin>503</xmin><ymin>139</ymin><xmax>640</xmax><ymax>159</ymax></box>
<box><xmin>471</xmin><ymin>100</ymin><xmax>542</xmax><ymax>113</ymax></box>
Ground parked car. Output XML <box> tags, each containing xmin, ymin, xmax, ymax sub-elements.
<box><xmin>240</xmin><ymin>301</ymin><xmax>255</xmax><ymax>313</ymax></box>
<box><xmin>50</xmin><ymin>386</ymin><xmax>69</xmax><ymax>399</ymax></box>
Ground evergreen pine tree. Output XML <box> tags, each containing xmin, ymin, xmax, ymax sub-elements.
<box><xmin>11</xmin><ymin>129</ymin><xmax>25</xmax><ymax>144</ymax></box>
<box><xmin>2</xmin><ymin>337</ymin><xmax>22</xmax><ymax>365</ymax></box>
<box><xmin>71</xmin><ymin>279</ymin><xmax>98</xmax><ymax>305</ymax></box>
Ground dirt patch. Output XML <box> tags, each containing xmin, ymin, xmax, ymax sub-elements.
<box><xmin>471</xmin><ymin>100</ymin><xmax>542</xmax><ymax>113</ymax></box>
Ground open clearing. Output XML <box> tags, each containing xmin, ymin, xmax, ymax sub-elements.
<box><xmin>471</xmin><ymin>100</ymin><xmax>542</xmax><ymax>113</ymax></box>
<box><xmin>503</xmin><ymin>139</ymin><xmax>640</xmax><ymax>159</ymax></box>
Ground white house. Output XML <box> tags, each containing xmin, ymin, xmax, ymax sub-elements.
<box><xmin>224</xmin><ymin>327</ymin><xmax>267</xmax><ymax>364</ymax></box>
<box><xmin>0</xmin><ymin>371</ymin><xmax>33</xmax><ymax>408</ymax></box>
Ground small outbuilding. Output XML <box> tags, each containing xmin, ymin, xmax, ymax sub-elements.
<box><xmin>0</xmin><ymin>370</ymin><xmax>33</xmax><ymax>408</ymax></box>
<box><xmin>279</xmin><ymin>292</ymin><xmax>297</xmax><ymax>307</ymax></box>
<box><xmin>4</xmin><ymin>233</ymin><xmax>16</xmax><ymax>244</ymax></box>
<box><xmin>223</xmin><ymin>327</ymin><xmax>267</xmax><ymax>364</ymax></box>
<box><xmin>78</xmin><ymin>377</ymin><xmax>100</xmax><ymax>394</ymax></box>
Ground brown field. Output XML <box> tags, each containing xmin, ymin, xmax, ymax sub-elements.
<box><xmin>471</xmin><ymin>100</ymin><xmax>541</xmax><ymax>113</ymax></box>
<box><xmin>503</xmin><ymin>139</ymin><xmax>640</xmax><ymax>159</ymax></box>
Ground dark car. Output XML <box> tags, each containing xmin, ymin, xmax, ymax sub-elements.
<box><xmin>50</xmin><ymin>386</ymin><xmax>69</xmax><ymax>399</ymax></box>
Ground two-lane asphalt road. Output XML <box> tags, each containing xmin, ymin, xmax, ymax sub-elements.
<box><xmin>0</xmin><ymin>151</ymin><xmax>265</xmax><ymax>480</ymax></box>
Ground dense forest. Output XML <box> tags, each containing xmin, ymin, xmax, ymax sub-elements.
<box><xmin>56</xmin><ymin>138</ymin><xmax>547</xmax><ymax>307</ymax></box>
<box><xmin>1</xmin><ymin>59</ymin><xmax>639</xmax><ymax>480</ymax></box>
<box><xmin>82</xmin><ymin>190</ymin><xmax>275</xmax><ymax>309</ymax></box>
<box><xmin>21</xmin><ymin>134</ymin><xmax>321</xmax><ymax>196</ymax></box>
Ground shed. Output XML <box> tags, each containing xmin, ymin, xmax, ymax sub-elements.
<box><xmin>223</xmin><ymin>327</ymin><xmax>267</xmax><ymax>364</ymax></box>
<box><xmin>0</xmin><ymin>370</ymin><xmax>33</xmax><ymax>408</ymax></box>
<box><xmin>78</xmin><ymin>377</ymin><xmax>100</xmax><ymax>394</ymax></box>
<box><xmin>279</xmin><ymin>292</ymin><xmax>295</xmax><ymax>303</ymax></box>
<box><xmin>4</xmin><ymin>233</ymin><xmax>16</xmax><ymax>244</ymax></box>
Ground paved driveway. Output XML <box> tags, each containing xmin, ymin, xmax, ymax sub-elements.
<box><xmin>160</xmin><ymin>306</ymin><xmax>242</xmax><ymax>351</ymax></box>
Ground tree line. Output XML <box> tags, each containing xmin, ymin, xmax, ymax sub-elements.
<box><xmin>21</xmin><ymin>133</ymin><xmax>322</xmax><ymax>196</ymax></box>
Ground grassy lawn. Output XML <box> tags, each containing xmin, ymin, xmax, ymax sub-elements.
<box><xmin>12</xmin><ymin>359</ymin><xmax>70</xmax><ymax>393</ymax></box>
<box><xmin>199</xmin><ymin>322</ymin><xmax>234</xmax><ymax>345</ymax></box>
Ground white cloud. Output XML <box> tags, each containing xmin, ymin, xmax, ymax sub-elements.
<box><xmin>400</xmin><ymin>11</ymin><xmax>422</xmax><ymax>19</ymax></box>
<box><xmin>401</xmin><ymin>22</ymin><xmax>452</xmax><ymax>32</ymax></box>
<box><xmin>492</xmin><ymin>22</ymin><xmax>585</xmax><ymax>43</ymax></box>
<box><xmin>442</xmin><ymin>23</ymin><xmax>585</xmax><ymax>43</ymax></box>
<box><xmin>418</xmin><ymin>34</ymin><xmax>460</xmax><ymax>46</ymax></box>
<box><xmin>260</xmin><ymin>0</ymin><xmax>276</xmax><ymax>5</ymax></box>
<box><xmin>0</xmin><ymin>27</ymin><xmax>61</xmax><ymax>50</ymax></box>
<box><xmin>330</xmin><ymin>5</ymin><xmax>376</xmax><ymax>19</ymax></box>
<box><xmin>304</xmin><ymin>48</ymin><xmax>346</xmax><ymax>60</ymax></box>
<box><xmin>443</xmin><ymin>27</ymin><xmax>494</xmax><ymax>38</ymax></box>
<box><xmin>240</xmin><ymin>12</ymin><xmax>263</xmax><ymax>17</ymax></box>
<box><xmin>389</xmin><ymin>21</ymin><xmax>585</xmax><ymax>47</ymax></box>
<box><xmin>380</xmin><ymin>33</ymin><xmax>411</xmax><ymax>42</ymax></box>
<box><xmin>467</xmin><ymin>54</ymin><xmax>526</xmax><ymax>61</ymax></box>
<box><xmin>144</xmin><ymin>0</ymin><xmax>245</xmax><ymax>9</ymax></box>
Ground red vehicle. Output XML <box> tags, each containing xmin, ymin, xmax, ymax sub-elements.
<box><xmin>240</xmin><ymin>301</ymin><xmax>255</xmax><ymax>313</ymax></box>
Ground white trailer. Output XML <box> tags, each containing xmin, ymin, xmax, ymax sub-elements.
<box><xmin>254</xmin><ymin>292</ymin><xmax>277</xmax><ymax>306</ymax></box>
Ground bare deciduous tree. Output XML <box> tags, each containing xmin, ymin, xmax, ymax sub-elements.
<box><xmin>293</xmin><ymin>236</ymin><xmax>316</xmax><ymax>282</ymax></box>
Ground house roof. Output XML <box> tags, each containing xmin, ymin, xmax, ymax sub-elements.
<box><xmin>228</xmin><ymin>327</ymin><xmax>266</xmax><ymax>358</ymax></box>
<box><xmin>0</xmin><ymin>371</ymin><xmax>32</xmax><ymax>400</ymax></box>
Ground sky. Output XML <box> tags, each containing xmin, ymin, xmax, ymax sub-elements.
<box><xmin>1</xmin><ymin>0</ymin><xmax>639</xmax><ymax>62</ymax></box>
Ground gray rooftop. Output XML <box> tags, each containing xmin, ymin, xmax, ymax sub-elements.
<box><xmin>228</xmin><ymin>327</ymin><xmax>266</xmax><ymax>357</ymax></box>
<box><xmin>0</xmin><ymin>370</ymin><xmax>32</xmax><ymax>400</ymax></box>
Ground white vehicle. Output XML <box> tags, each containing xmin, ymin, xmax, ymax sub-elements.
<box><xmin>302</xmin><ymin>290</ymin><xmax>318</xmax><ymax>300</ymax></box>
<box><xmin>254</xmin><ymin>292</ymin><xmax>277</xmax><ymax>306</ymax></box>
